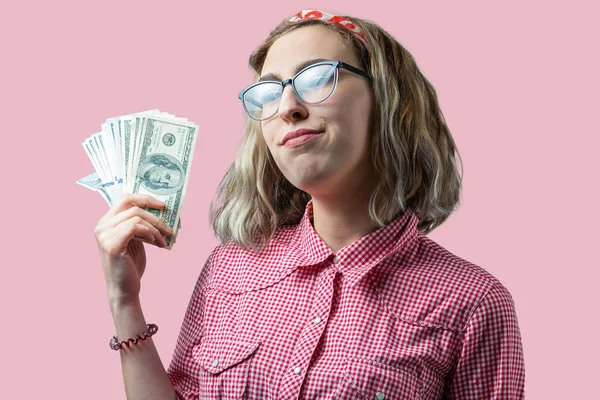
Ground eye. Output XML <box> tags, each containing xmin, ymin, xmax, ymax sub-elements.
<box><xmin>165</xmin><ymin>173</ymin><xmax>170</xmax><ymax>180</ymax></box>
<box><xmin>310</xmin><ymin>72</ymin><xmax>333</xmax><ymax>85</ymax></box>
<box><xmin>260</xmin><ymin>90</ymin><xmax>281</xmax><ymax>103</ymax></box>
<box><xmin>249</xmin><ymin>83</ymin><xmax>282</xmax><ymax>106</ymax></box>
<box><xmin>297</xmin><ymin>65</ymin><xmax>335</xmax><ymax>89</ymax></box>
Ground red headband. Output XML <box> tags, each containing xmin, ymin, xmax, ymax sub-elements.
<box><xmin>289</xmin><ymin>9</ymin><xmax>369</xmax><ymax>50</ymax></box>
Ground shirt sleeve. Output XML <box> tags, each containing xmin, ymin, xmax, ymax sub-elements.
<box><xmin>166</xmin><ymin>248</ymin><xmax>216</xmax><ymax>400</ymax></box>
<box><xmin>444</xmin><ymin>281</ymin><xmax>525</xmax><ymax>399</ymax></box>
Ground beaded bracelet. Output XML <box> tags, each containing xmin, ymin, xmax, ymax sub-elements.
<box><xmin>110</xmin><ymin>323</ymin><xmax>159</xmax><ymax>351</ymax></box>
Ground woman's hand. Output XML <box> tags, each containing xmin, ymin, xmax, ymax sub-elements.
<box><xmin>94</xmin><ymin>194</ymin><xmax>173</xmax><ymax>304</ymax></box>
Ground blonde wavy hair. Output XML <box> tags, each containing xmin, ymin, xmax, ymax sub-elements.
<box><xmin>209</xmin><ymin>12</ymin><xmax>464</xmax><ymax>254</ymax></box>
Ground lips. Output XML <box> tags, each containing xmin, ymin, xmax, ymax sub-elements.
<box><xmin>281</xmin><ymin>128</ymin><xmax>324</xmax><ymax>145</ymax></box>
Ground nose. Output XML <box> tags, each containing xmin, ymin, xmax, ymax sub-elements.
<box><xmin>277</xmin><ymin>82</ymin><xmax>308</xmax><ymax>122</ymax></box>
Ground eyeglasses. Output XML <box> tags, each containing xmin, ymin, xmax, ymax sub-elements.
<box><xmin>238</xmin><ymin>60</ymin><xmax>372</xmax><ymax>121</ymax></box>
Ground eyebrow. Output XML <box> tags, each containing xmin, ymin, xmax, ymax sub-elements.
<box><xmin>259</xmin><ymin>58</ymin><xmax>329</xmax><ymax>82</ymax></box>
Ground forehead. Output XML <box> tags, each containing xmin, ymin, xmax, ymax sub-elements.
<box><xmin>261</xmin><ymin>25</ymin><xmax>358</xmax><ymax>78</ymax></box>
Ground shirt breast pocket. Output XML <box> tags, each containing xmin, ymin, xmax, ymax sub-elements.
<box><xmin>192</xmin><ymin>336</ymin><xmax>261</xmax><ymax>400</ymax></box>
<box><xmin>333</xmin><ymin>357</ymin><xmax>423</xmax><ymax>400</ymax></box>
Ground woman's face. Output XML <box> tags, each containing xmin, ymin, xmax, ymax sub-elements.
<box><xmin>260</xmin><ymin>26</ymin><xmax>374</xmax><ymax>197</ymax></box>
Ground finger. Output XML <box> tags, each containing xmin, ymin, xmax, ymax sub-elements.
<box><xmin>101</xmin><ymin>215</ymin><xmax>166</xmax><ymax>249</ymax></box>
<box><xmin>121</xmin><ymin>216</ymin><xmax>168</xmax><ymax>248</ymax></box>
<box><xmin>102</xmin><ymin>223</ymin><xmax>155</xmax><ymax>257</ymax></box>
<box><xmin>102</xmin><ymin>205</ymin><xmax>173</xmax><ymax>237</ymax></box>
<box><xmin>101</xmin><ymin>194</ymin><xmax>165</xmax><ymax>222</ymax></box>
<box><xmin>133</xmin><ymin>235</ymin><xmax>158</xmax><ymax>246</ymax></box>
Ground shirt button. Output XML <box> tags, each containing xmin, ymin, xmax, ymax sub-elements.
<box><xmin>332</xmin><ymin>255</ymin><xmax>339</xmax><ymax>264</ymax></box>
<box><xmin>212</xmin><ymin>358</ymin><xmax>219</xmax><ymax>367</ymax></box>
<box><xmin>375</xmin><ymin>392</ymin><xmax>385</xmax><ymax>400</ymax></box>
<box><xmin>293</xmin><ymin>366</ymin><xmax>302</xmax><ymax>375</ymax></box>
<box><xmin>314</xmin><ymin>316</ymin><xmax>322</xmax><ymax>325</ymax></box>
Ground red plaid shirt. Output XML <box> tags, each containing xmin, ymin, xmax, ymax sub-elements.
<box><xmin>167</xmin><ymin>199</ymin><xmax>525</xmax><ymax>399</ymax></box>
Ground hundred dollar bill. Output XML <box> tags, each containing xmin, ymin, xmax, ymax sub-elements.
<box><xmin>129</xmin><ymin>115</ymin><xmax>198</xmax><ymax>249</ymax></box>
<box><xmin>76</xmin><ymin>171</ymin><xmax>182</xmax><ymax>234</ymax></box>
<box><xmin>127</xmin><ymin>110</ymin><xmax>164</xmax><ymax>193</ymax></box>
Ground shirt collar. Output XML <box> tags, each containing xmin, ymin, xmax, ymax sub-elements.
<box><xmin>279</xmin><ymin>198</ymin><xmax>420</xmax><ymax>287</ymax></box>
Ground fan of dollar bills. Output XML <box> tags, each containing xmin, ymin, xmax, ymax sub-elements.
<box><xmin>76</xmin><ymin>109</ymin><xmax>199</xmax><ymax>249</ymax></box>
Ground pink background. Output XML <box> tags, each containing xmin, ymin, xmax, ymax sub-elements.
<box><xmin>1</xmin><ymin>0</ymin><xmax>597</xmax><ymax>398</ymax></box>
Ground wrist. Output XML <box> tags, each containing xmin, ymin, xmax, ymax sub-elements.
<box><xmin>108</xmin><ymin>292</ymin><xmax>141</xmax><ymax>312</ymax></box>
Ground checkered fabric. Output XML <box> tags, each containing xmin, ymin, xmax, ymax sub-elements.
<box><xmin>167</xmin><ymin>199</ymin><xmax>525</xmax><ymax>399</ymax></box>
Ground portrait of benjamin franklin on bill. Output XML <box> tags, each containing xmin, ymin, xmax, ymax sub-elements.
<box><xmin>136</xmin><ymin>153</ymin><xmax>185</xmax><ymax>195</ymax></box>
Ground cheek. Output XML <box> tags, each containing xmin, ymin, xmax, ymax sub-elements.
<box><xmin>329</xmin><ymin>83</ymin><xmax>371</xmax><ymax>120</ymax></box>
<box><xmin>260</xmin><ymin>129</ymin><xmax>278</xmax><ymax>157</ymax></box>
<box><xmin>261</xmin><ymin>124</ymin><xmax>275</xmax><ymax>145</ymax></box>
<box><xmin>326</xmin><ymin>96</ymin><xmax>370</xmax><ymax>137</ymax></box>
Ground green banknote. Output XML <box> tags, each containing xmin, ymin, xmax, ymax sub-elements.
<box><xmin>129</xmin><ymin>116</ymin><xmax>198</xmax><ymax>249</ymax></box>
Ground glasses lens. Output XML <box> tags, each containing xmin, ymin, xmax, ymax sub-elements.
<box><xmin>294</xmin><ymin>64</ymin><xmax>336</xmax><ymax>103</ymax></box>
<box><xmin>243</xmin><ymin>82</ymin><xmax>282</xmax><ymax>120</ymax></box>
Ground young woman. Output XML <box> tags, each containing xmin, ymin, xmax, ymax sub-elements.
<box><xmin>95</xmin><ymin>9</ymin><xmax>525</xmax><ymax>400</ymax></box>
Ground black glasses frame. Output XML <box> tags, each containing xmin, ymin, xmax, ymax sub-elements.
<box><xmin>237</xmin><ymin>60</ymin><xmax>372</xmax><ymax>121</ymax></box>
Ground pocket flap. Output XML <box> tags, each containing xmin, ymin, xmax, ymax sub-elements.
<box><xmin>342</xmin><ymin>358</ymin><xmax>422</xmax><ymax>399</ymax></box>
<box><xmin>193</xmin><ymin>336</ymin><xmax>261</xmax><ymax>375</ymax></box>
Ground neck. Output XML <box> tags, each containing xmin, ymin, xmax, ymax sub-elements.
<box><xmin>311</xmin><ymin>196</ymin><xmax>380</xmax><ymax>253</ymax></box>
<box><xmin>309</xmin><ymin>165</ymin><xmax>381</xmax><ymax>253</ymax></box>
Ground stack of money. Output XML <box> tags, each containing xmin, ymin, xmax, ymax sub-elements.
<box><xmin>77</xmin><ymin>109</ymin><xmax>199</xmax><ymax>249</ymax></box>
